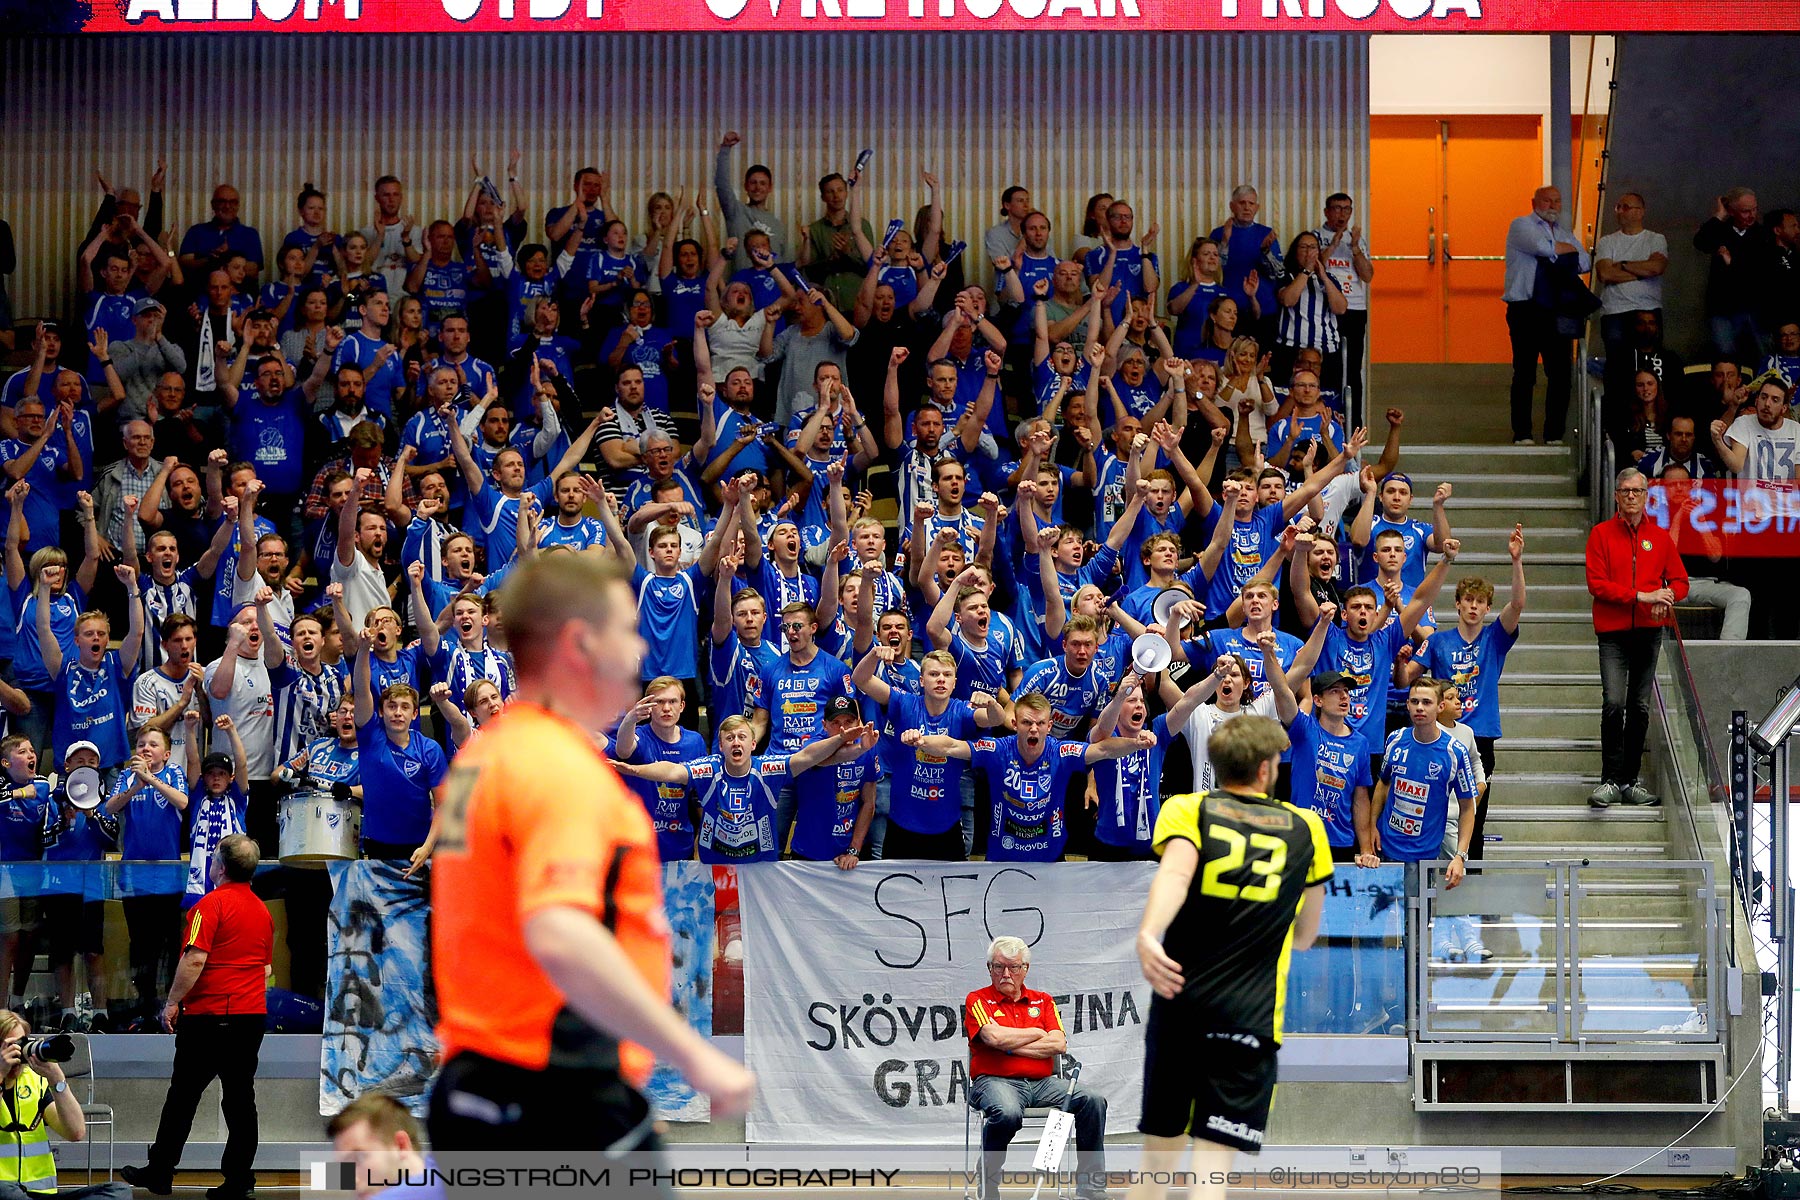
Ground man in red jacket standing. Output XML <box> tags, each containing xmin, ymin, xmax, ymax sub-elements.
<box><xmin>1584</xmin><ymin>467</ymin><xmax>1688</xmax><ymax>809</ymax></box>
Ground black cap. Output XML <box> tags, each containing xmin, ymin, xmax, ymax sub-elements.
<box><xmin>824</xmin><ymin>695</ymin><xmax>860</xmax><ymax>722</ymax></box>
<box><xmin>1313</xmin><ymin>670</ymin><xmax>1354</xmax><ymax>695</ymax></box>
<box><xmin>201</xmin><ymin>753</ymin><xmax>235</xmax><ymax>775</ymax></box>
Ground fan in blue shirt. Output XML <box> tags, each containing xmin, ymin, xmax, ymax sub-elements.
<box><xmin>753</xmin><ymin>609</ymin><xmax>854</xmax><ymax>756</ymax></box>
<box><xmin>534</xmin><ymin>473</ymin><xmax>611</xmax><ymax>552</ymax></box>
<box><xmin>611</xmin><ymin>682</ymin><xmax>709</xmax><ymax>864</ymax></box>
<box><xmin>43</xmin><ymin>588</ymin><xmax>144</xmax><ymax>770</ymax></box>
<box><xmin>1287</xmin><ymin>676</ymin><xmax>1374</xmax><ymax>850</ymax></box>
<box><xmin>852</xmin><ymin>652</ymin><xmax>997</xmax><ymax>849</ymax></box>
<box><xmin>928</xmin><ymin>568</ymin><xmax>1025</xmax><ymax>702</ymax></box>
<box><xmin>601</xmin><ymin>299</ymin><xmax>676</xmax><ymax>413</ymax></box>
<box><xmin>660</xmin><ymin>247</ymin><xmax>710</xmax><ymax>338</ymax></box>
<box><xmin>1085</xmin><ymin>674</ymin><xmax>1178</xmax><ymax>860</ymax></box>
<box><xmin>447</xmin><ymin>395</ymin><xmax>600</xmax><ymax>571</ymax></box>
<box><xmin>615</xmin><ymin>714</ymin><xmax>871</xmax><ymax>865</ymax></box>
<box><xmin>788</xmin><ymin>699</ymin><xmax>885</xmax><ymax>865</ymax></box>
<box><xmin>1422</xmin><ymin>526</ymin><xmax>1525</xmax><ymax>743</ymax></box>
<box><xmin>226</xmin><ymin>367</ymin><xmax>309</xmax><ymax>497</ymax></box>
<box><xmin>1368</xmin><ymin>682</ymin><xmax>1480</xmax><ymax>871</ymax></box>
<box><xmin>1178</xmin><ymin>583</ymin><xmax>1310</xmax><ymax>702</ymax></box>
<box><xmin>581</xmin><ymin>221</ymin><xmax>643</xmax><ymax>317</ymax></box>
<box><xmin>1016</xmin><ymin>620</ymin><xmax>1111</xmax><ymax>739</ymax></box>
<box><xmin>350</xmin><ymin>637</ymin><xmax>448</xmax><ymax>862</ymax></box>
<box><xmin>1083</xmin><ymin>231</ymin><xmax>1160</xmax><ymax>327</ymax></box>
<box><xmin>104</xmin><ymin>742</ymin><xmax>189</xmax><ymax>865</ymax></box>
<box><xmin>0</xmin><ymin>740</ymin><xmax>49</xmax><ymax>865</ymax></box>
<box><xmin>709</xmin><ymin>579</ymin><xmax>779</xmax><ymax>736</ymax></box>
<box><xmin>330</xmin><ymin>292</ymin><xmax>406</xmax><ymax>418</ymax></box>
<box><xmin>1352</xmin><ymin>473</ymin><xmax>1452</xmax><ymax>588</ymax></box>
<box><xmin>906</xmin><ymin>694</ymin><xmax>1154</xmax><ymax>863</ymax></box>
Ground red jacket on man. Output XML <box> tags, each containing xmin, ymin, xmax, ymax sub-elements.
<box><xmin>1586</xmin><ymin>514</ymin><xmax>1690</xmax><ymax>634</ymax></box>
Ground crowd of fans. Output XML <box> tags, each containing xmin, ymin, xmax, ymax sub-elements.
<box><xmin>1593</xmin><ymin>186</ymin><xmax>1800</xmax><ymax>641</ymax></box>
<box><xmin>45</xmin><ymin>140</ymin><xmax>1800</xmax><ymax>1036</ymax></box>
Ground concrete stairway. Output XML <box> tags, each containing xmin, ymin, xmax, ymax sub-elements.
<box><xmin>1399</xmin><ymin>444</ymin><xmax>1707</xmax><ymax>1036</ymax></box>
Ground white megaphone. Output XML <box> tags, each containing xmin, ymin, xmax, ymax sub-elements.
<box><xmin>1150</xmin><ymin>588</ymin><xmax>1196</xmax><ymax>633</ymax></box>
<box><xmin>62</xmin><ymin>767</ymin><xmax>104</xmax><ymax>811</ymax></box>
<box><xmin>1131</xmin><ymin>632</ymin><xmax>1173</xmax><ymax>675</ymax></box>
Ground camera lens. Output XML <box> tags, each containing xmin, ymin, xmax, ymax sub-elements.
<box><xmin>22</xmin><ymin>1034</ymin><xmax>75</xmax><ymax>1064</ymax></box>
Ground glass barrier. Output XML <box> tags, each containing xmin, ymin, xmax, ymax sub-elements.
<box><xmin>1655</xmin><ymin>624</ymin><xmax>1739</xmax><ymax>960</ymax></box>
<box><xmin>1282</xmin><ymin>864</ymin><xmax>1405</xmax><ymax>1036</ymax></box>
<box><xmin>1417</xmin><ymin>861</ymin><xmax>1565</xmax><ymax>1041</ymax></box>
<box><xmin>0</xmin><ymin>860</ymin><xmax>307</xmax><ymax>1032</ymax></box>
<box><xmin>1415</xmin><ymin>859</ymin><xmax>1719</xmax><ymax>1045</ymax></box>
<box><xmin>0</xmin><ymin>857</ymin><xmax>1407</xmax><ymax>1039</ymax></box>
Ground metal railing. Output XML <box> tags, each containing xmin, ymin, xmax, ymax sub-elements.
<box><xmin>1411</xmin><ymin>858</ymin><xmax>1722</xmax><ymax>1047</ymax></box>
<box><xmin>1578</xmin><ymin>39</ymin><xmax>1623</xmax><ymax>523</ymax></box>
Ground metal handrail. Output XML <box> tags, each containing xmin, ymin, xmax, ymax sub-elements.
<box><xmin>1581</xmin><ymin>39</ymin><xmax>1623</xmax><ymax>524</ymax></box>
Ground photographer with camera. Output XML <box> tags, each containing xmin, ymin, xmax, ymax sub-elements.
<box><xmin>0</xmin><ymin>1010</ymin><xmax>126</xmax><ymax>1200</ymax></box>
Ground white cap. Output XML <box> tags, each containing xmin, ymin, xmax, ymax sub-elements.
<box><xmin>62</xmin><ymin>741</ymin><xmax>101</xmax><ymax>767</ymax></box>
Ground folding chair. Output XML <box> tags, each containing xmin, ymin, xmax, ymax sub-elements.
<box><xmin>59</xmin><ymin>1032</ymin><xmax>114</xmax><ymax>1182</ymax></box>
<box><xmin>962</xmin><ymin>1053</ymin><xmax>1078</xmax><ymax>1200</ymax></box>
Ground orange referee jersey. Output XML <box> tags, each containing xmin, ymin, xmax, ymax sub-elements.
<box><xmin>431</xmin><ymin>702</ymin><xmax>670</xmax><ymax>1087</ymax></box>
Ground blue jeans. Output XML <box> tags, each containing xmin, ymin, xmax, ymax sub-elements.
<box><xmin>868</xmin><ymin>776</ymin><xmax>892</xmax><ymax>859</ymax></box>
<box><xmin>1709</xmin><ymin>311</ymin><xmax>1764</xmax><ymax>364</ymax></box>
<box><xmin>1598</xmin><ymin>628</ymin><xmax>1662</xmax><ymax>786</ymax></box>
<box><xmin>969</xmin><ymin>1074</ymin><xmax>1107</xmax><ymax>1199</ymax></box>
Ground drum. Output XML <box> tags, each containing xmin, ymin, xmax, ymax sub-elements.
<box><xmin>278</xmin><ymin>791</ymin><xmax>362</xmax><ymax>866</ymax></box>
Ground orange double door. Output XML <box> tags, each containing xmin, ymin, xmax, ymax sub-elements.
<box><xmin>1369</xmin><ymin>115</ymin><xmax>1544</xmax><ymax>364</ymax></box>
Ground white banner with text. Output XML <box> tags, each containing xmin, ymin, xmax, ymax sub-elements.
<box><xmin>741</xmin><ymin>861</ymin><xmax>1155</xmax><ymax>1144</ymax></box>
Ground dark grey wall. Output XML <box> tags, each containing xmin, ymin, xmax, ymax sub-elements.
<box><xmin>1605</xmin><ymin>35</ymin><xmax>1800</xmax><ymax>363</ymax></box>
<box><xmin>1684</xmin><ymin>642</ymin><xmax>1800</xmax><ymax>772</ymax></box>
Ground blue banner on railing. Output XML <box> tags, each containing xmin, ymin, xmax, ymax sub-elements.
<box><xmin>321</xmin><ymin>861</ymin><xmax>439</xmax><ymax>1119</ymax></box>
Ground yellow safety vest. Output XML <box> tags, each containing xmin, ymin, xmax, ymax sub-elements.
<box><xmin>0</xmin><ymin>1072</ymin><xmax>61</xmax><ymax>1194</ymax></box>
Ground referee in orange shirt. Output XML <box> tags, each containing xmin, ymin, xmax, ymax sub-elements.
<box><xmin>426</xmin><ymin>553</ymin><xmax>753</xmax><ymax>1160</ymax></box>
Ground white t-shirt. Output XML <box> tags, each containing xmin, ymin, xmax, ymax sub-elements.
<box><xmin>203</xmin><ymin>655</ymin><xmax>276</xmax><ymax>779</ymax></box>
<box><xmin>1442</xmin><ymin>720</ymin><xmax>1487</xmax><ymax>854</ymax></box>
<box><xmin>1593</xmin><ymin>229</ymin><xmax>1668</xmax><ymax>317</ymax></box>
<box><xmin>707</xmin><ymin>311</ymin><xmax>769</xmax><ymax>384</ymax></box>
<box><xmin>129</xmin><ymin>667</ymin><xmax>205</xmax><ymax>774</ymax></box>
<box><xmin>331</xmin><ymin>550</ymin><xmax>393</xmax><ymax>634</ymax></box>
<box><xmin>1222</xmin><ymin>380</ymin><xmax>1280</xmax><ymax>447</ymax></box>
<box><xmin>1724</xmin><ymin>413</ymin><xmax>1800</xmax><ymax>492</ymax></box>
<box><xmin>230</xmin><ymin>573</ymin><xmax>295</xmax><ymax>642</ymax></box>
<box><xmin>1313</xmin><ymin>226</ymin><xmax>1372</xmax><ymax>313</ymax></box>
<box><xmin>1183</xmin><ymin>692</ymin><xmax>1279</xmax><ymax>794</ymax></box>
<box><xmin>360</xmin><ymin>220</ymin><xmax>413</xmax><ymax>299</ymax></box>
<box><xmin>1316</xmin><ymin>470</ymin><xmax>1364</xmax><ymax>538</ymax></box>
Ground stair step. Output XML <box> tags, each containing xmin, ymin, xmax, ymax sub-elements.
<box><xmin>1484</xmin><ymin>842</ymin><xmax>1666</xmax><ymax>856</ymax></box>
<box><xmin>1487</xmin><ymin>820</ymin><xmax>1669</xmax><ymax>847</ymax></box>
<box><xmin>1424</xmin><ymin>473</ymin><xmax>1576</xmax><ymax>499</ymax></box>
<box><xmin>1454</xmin><ymin>526</ymin><xmax>1589</xmax><ymax>545</ymax></box>
<box><xmin>1488</xmin><ymin>804</ymin><xmax>1664</xmax><ymax>822</ymax></box>
<box><xmin>1499</xmin><ymin>619</ymin><xmax>1600</xmax><ymax>645</ymax></box>
<box><xmin>1487</xmin><ymin>773</ymin><xmax>1604</xmax><ymax>804</ymax></box>
<box><xmin>1454</xmin><ymin>559</ymin><xmax>1587</xmax><ymax>585</ymax></box>
<box><xmin>1503</xmin><ymin>645</ymin><xmax>1599</xmax><ymax>672</ymax></box>
<box><xmin>1503</xmin><ymin>706</ymin><xmax>1603</xmax><ymax>719</ymax></box>
<box><xmin>1454</xmin><ymin>919</ymin><xmax>1702</xmax><ymax>957</ymax></box>
<box><xmin>1494</xmin><ymin>748</ymin><xmax>1602</xmax><ymax>774</ymax></box>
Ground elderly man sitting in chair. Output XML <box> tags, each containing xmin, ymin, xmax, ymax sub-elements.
<box><xmin>965</xmin><ymin>936</ymin><xmax>1108</xmax><ymax>1200</ymax></box>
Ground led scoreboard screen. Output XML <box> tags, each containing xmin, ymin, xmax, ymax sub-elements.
<box><xmin>34</xmin><ymin>0</ymin><xmax>1800</xmax><ymax>33</ymax></box>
